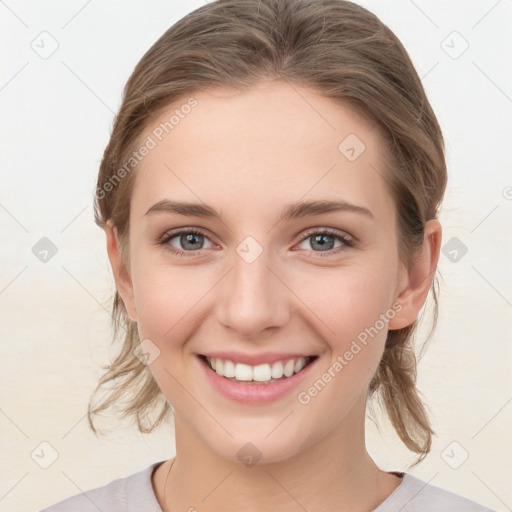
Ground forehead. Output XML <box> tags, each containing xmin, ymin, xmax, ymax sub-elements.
<box><xmin>131</xmin><ymin>80</ymin><xmax>394</xmax><ymax>220</ymax></box>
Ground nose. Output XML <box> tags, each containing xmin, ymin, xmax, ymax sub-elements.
<box><xmin>215</xmin><ymin>243</ymin><xmax>292</xmax><ymax>340</ymax></box>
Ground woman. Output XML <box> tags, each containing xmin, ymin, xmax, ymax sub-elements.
<box><xmin>39</xmin><ymin>0</ymin><xmax>494</xmax><ymax>510</ymax></box>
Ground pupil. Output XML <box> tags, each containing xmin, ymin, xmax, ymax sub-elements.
<box><xmin>182</xmin><ymin>233</ymin><xmax>202</xmax><ymax>250</ymax></box>
<box><xmin>312</xmin><ymin>234</ymin><xmax>333</xmax><ymax>251</ymax></box>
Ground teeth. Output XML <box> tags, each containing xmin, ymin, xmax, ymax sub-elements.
<box><xmin>223</xmin><ymin>359</ymin><xmax>236</xmax><ymax>378</ymax></box>
<box><xmin>271</xmin><ymin>361</ymin><xmax>284</xmax><ymax>379</ymax></box>
<box><xmin>283</xmin><ymin>359</ymin><xmax>295</xmax><ymax>377</ymax></box>
<box><xmin>295</xmin><ymin>358</ymin><xmax>307</xmax><ymax>373</ymax></box>
<box><xmin>235</xmin><ymin>363</ymin><xmax>253</xmax><ymax>381</ymax></box>
<box><xmin>253</xmin><ymin>363</ymin><xmax>271</xmax><ymax>382</ymax></box>
<box><xmin>205</xmin><ymin>356</ymin><xmax>310</xmax><ymax>383</ymax></box>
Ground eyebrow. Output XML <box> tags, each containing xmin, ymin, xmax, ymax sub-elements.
<box><xmin>144</xmin><ymin>199</ymin><xmax>374</xmax><ymax>222</ymax></box>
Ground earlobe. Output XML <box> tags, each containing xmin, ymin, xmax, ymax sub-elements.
<box><xmin>104</xmin><ymin>220</ymin><xmax>138</xmax><ymax>322</ymax></box>
<box><xmin>388</xmin><ymin>219</ymin><xmax>442</xmax><ymax>330</ymax></box>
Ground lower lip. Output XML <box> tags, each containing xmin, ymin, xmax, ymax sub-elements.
<box><xmin>197</xmin><ymin>355</ymin><xmax>317</xmax><ymax>405</ymax></box>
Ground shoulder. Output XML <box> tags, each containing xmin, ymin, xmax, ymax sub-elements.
<box><xmin>37</xmin><ymin>461</ymin><xmax>165</xmax><ymax>512</ymax></box>
<box><xmin>374</xmin><ymin>472</ymin><xmax>496</xmax><ymax>512</ymax></box>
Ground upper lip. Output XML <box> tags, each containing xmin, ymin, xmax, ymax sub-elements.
<box><xmin>199</xmin><ymin>352</ymin><xmax>318</xmax><ymax>366</ymax></box>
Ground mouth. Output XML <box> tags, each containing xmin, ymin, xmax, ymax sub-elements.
<box><xmin>198</xmin><ymin>354</ymin><xmax>319</xmax><ymax>385</ymax></box>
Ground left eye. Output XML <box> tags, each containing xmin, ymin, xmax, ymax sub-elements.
<box><xmin>296</xmin><ymin>229</ymin><xmax>353</xmax><ymax>254</ymax></box>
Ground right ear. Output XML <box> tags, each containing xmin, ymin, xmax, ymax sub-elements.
<box><xmin>104</xmin><ymin>220</ymin><xmax>138</xmax><ymax>322</ymax></box>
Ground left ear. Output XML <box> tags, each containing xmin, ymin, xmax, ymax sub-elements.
<box><xmin>388</xmin><ymin>219</ymin><xmax>442</xmax><ymax>330</ymax></box>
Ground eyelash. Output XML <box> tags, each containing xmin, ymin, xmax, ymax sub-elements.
<box><xmin>157</xmin><ymin>227</ymin><xmax>355</xmax><ymax>258</ymax></box>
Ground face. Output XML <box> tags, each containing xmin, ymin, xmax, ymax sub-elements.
<box><xmin>109</xmin><ymin>80</ymin><xmax>437</xmax><ymax>465</ymax></box>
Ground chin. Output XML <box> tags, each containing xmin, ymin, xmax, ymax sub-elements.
<box><xmin>200</xmin><ymin>421</ymin><xmax>314</xmax><ymax>467</ymax></box>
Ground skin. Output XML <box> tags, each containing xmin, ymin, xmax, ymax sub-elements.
<box><xmin>105</xmin><ymin>80</ymin><xmax>441</xmax><ymax>512</ymax></box>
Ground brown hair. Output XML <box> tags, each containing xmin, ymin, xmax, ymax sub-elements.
<box><xmin>89</xmin><ymin>0</ymin><xmax>447</xmax><ymax>466</ymax></box>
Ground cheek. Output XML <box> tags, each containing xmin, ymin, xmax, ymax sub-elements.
<box><xmin>293</xmin><ymin>269</ymin><xmax>393</xmax><ymax>427</ymax></box>
<box><xmin>130</xmin><ymin>266</ymin><xmax>210</xmax><ymax>406</ymax></box>
<box><xmin>295</xmin><ymin>261</ymin><xmax>396</xmax><ymax>398</ymax></box>
<box><xmin>132</xmin><ymin>259</ymin><xmax>212</xmax><ymax>342</ymax></box>
<box><xmin>297</xmin><ymin>261</ymin><xmax>397</xmax><ymax>346</ymax></box>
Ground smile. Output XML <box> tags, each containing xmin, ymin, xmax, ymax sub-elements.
<box><xmin>197</xmin><ymin>349</ymin><xmax>320</xmax><ymax>403</ymax></box>
<box><xmin>204</xmin><ymin>355</ymin><xmax>316</xmax><ymax>384</ymax></box>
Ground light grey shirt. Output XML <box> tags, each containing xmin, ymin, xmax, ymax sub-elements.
<box><xmin>38</xmin><ymin>460</ymin><xmax>495</xmax><ymax>511</ymax></box>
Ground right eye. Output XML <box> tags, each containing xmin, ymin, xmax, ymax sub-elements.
<box><xmin>159</xmin><ymin>228</ymin><xmax>215</xmax><ymax>257</ymax></box>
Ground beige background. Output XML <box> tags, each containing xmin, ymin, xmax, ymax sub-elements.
<box><xmin>1</xmin><ymin>1</ymin><xmax>511</xmax><ymax>511</ymax></box>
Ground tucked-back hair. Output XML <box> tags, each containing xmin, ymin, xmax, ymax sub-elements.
<box><xmin>89</xmin><ymin>0</ymin><xmax>447</xmax><ymax>465</ymax></box>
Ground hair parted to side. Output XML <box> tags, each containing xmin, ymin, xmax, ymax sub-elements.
<box><xmin>89</xmin><ymin>0</ymin><xmax>447</xmax><ymax>466</ymax></box>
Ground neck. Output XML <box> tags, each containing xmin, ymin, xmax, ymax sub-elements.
<box><xmin>155</xmin><ymin>397</ymin><xmax>401</xmax><ymax>512</ymax></box>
